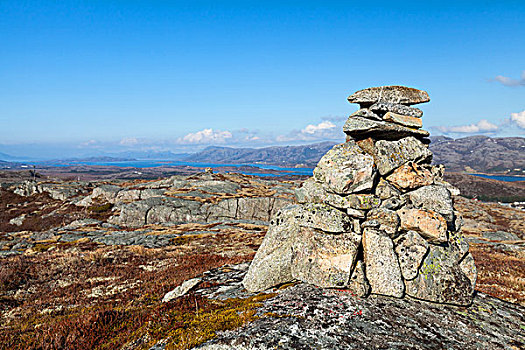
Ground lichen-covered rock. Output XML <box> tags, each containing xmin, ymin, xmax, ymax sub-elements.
<box><xmin>359</xmin><ymin>137</ymin><xmax>432</xmax><ymax>175</ymax></box>
<box><xmin>369</xmin><ymin>102</ymin><xmax>424</xmax><ymax>118</ymax></box>
<box><xmin>313</xmin><ymin>141</ymin><xmax>376</xmax><ymax>195</ymax></box>
<box><xmin>242</xmin><ymin>206</ymin><xmax>299</xmax><ymax>292</ymax></box>
<box><xmin>385</xmin><ymin>162</ymin><xmax>434</xmax><ymax>191</ymax></box>
<box><xmin>397</xmin><ymin>207</ymin><xmax>448</xmax><ymax>243</ymax></box>
<box><xmin>394</xmin><ymin>231</ymin><xmax>429</xmax><ymax>280</ymax></box>
<box><xmin>362</xmin><ymin>228</ymin><xmax>404</xmax><ymax>298</ymax></box>
<box><xmin>350</xmin><ymin>108</ymin><xmax>382</xmax><ymax>121</ymax></box>
<box><xmin>405</xmin><ymin>185</ymin><xmax>454</xmax><ymax>224</ymax></box>
<box><xmin>291</xmin><ymin>227</ymin><xmax>362</xmax><ymax>289</ymax></box>
<box><xmin>365</xmin><ymin>208</ymin><xmax>400</xmax><ymax>237</ymax></box>
<box><xmin>343</xmin><ymin>116</ymin><xmax>430</xmax><ymax>140</ymax></box>
<box><xmin>295</xmin><ymin>178</ymin><xmax>381</xmax><ymax>210</ymax></box>
<box><xmin>297</xmin><ymin>203</ymin><xmax>354</xmax><ymax>233</ymax></box>
<box><xmin>459</xmin><ymin>253</ymin><xmax>477</xmax><ymax>287</ymax></box>
<box><xmin>347</xmin><ymin>85</ymin><xmax>430</xmax><ymax>106</ymax></box>
<box><xmin>405</xmin><ymin>244</ymin><xmax>475</xmax><ymax>306</ymax></box>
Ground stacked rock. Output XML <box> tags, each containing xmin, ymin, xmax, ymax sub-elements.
<box><xmin>243</xmin><ymin>85</ymin><xmax>477</xmax><ymax>306</ymax></box>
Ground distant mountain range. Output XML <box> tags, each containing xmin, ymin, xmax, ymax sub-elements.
<box><xmin>188</xmin><ymin>136</ymin><xmax>525</xmax><ymax>175</ymax></box>
<box><xmin>430</xmin><ymin>136</ymin><xmax>525</xmax><ymax>175</ymax></box>
<box><xmin>2</xmin><ymin>136</ymin><xmax>524</xmax><ymax>175</ymax></box>
<box><xmin>187</xmin><ymin>142</ymin><xmax>336</xmax><ymax>167</ymax></box>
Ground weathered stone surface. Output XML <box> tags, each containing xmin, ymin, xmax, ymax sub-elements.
<box><xmin>386</xmin><ymin>162</ymin><xmax>434</xmax><ymax>191</ymax></box>
<box><xmin>292</xmin><ymin>227</ymin><xmax>362</xmax><ymax>288</ymax></box>
<box><xmin>369</xmin><ymin>102</ymin><xmax>424</xmax><ymax>118</ymax></box>
<box><xmin>459</xmin><ymin>253</ymin><xmax>477</xmax><ymax>286</ymax></box>
<box><xmin>360</xmin><ymin>137</ymin><xmax>432</xmax><ymax>175</ymax></box>
<box><xmin>347</xmin><ymin>85</ymin><xmax>430</xmax><ymax>106</ymax></box>
<box><xmin>197</xmin><ymin>282</ymin><xmax>524</xmax><ymax>350</ymax></box>
<box><xmin>398</xmin><ymin>208</ymin><xmax>448</xmax><ymax>243</ymax></box>
<box><xmin>242</xmin><ymin>206</ymin><xmax>299</xmax><ymax>292</ymax></box>
<box><xmin>346</xmin><ymin>260</ymin><xmax>370</xmax><ymax>297</ymax></box>
<box><xmin>162</xmin><ymin>278</ymin><xmax>201</xmax><ymax>302</ymax></box>
<box><xmin>9</xmin><ymin>214</ymin><xmax>26</xmax><ymax>226</ymax></box>
<box><xmin>343</xmin><ymin>116</ymin><xmax>430</xmax><ymax>140</ymax></box>
<box><xmin>295</xmin><ymin>178</ymin><xmax>381</xmax><ymax>210</ymax></box>
<box><xmin>365</xmin><ymin>208</ymin><xmax>399</xmax><ymax>237</ymax></box>
<box><xmin>406</xmin><ymin>244</ymin><xmax>475</xmax><ymax>306</ymax></box>
<box><xmin>374</xmin><ymin>178</ymin><xmax>401</xmax><ymax>200</ymax></box>
<box><xmin>349</xmin><ymin>108</ymin><xmax>382</xmax><ymax>121</ymax></box>
<box><xmin>313</xmin><ymin>141</ymin><xmax>376</xmax><ymax>195</ymax></box>
<box><xmin>394</xmin><ymin>231</ymin><xmax>429</xmax><ymax>280</ymax></box>
<box><xmin>383</xmin><ymin>111</ymin><xmax>423</xmax><ymax>128</ymax></box>
<box><xmin>296</xmin><ymin>203</ymin><xmax>353</xmax><ymax>233</ymax></box>
<box><xmin>405</xmin><ymin>185</ymin><xmax>454</xmax><ymax>224</ymax></box>
<box><xmin>362</xmin><ymin>228</ymin><xmax>404</xmax><ymax>298</ymax></box>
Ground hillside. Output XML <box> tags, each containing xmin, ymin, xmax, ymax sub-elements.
<box><xmin>187</xmin><ymin>136</ymin><xmax>525</xmax><ymax>175</ymax></box>
<box><xmin>187</xmin><ymin>142</ymin><xmax>336</xmax><ymax>167</ymax></box>
<box><xmin>430</xmin><ymin>135</ymin><xmax>525</xmax><ymax>175</ymax></box>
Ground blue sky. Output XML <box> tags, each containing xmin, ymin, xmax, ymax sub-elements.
<box><xmin>1</xmin><ymin>1</ymin><xmax>524</xmax><ymax>158</ymax></box>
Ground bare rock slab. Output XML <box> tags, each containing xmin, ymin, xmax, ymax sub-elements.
<box><xmin>343</xmin><ymin>116</ymin><xmax>430</xmax><ymax>140</ymax></box>
<box><xmin>394</xmin><ymin>230</ymin><xmax>429</xmax><ymax>280</ymax></box>
<box><xmin>347</xmin><ymin>85</ymin><xmax>430</xmax><ymax>106</ymax></box>
<box><xmin>383</xmin><ymin>111</ymin><xmax>423</xmax><ymax>128</ymax></box>
<box><xmin>291</xmin><ymin>227</ymin><xmax>362</xmax><ymax>289</ymax></box>
<box><xmin>362</xmin><ymin>228</ymin><xmax>405</xmax><ymax>298</ymax></box>
<box><xmin>242</xmin><ymin>206</ymin><xmax>299</xmax><ymax>292</ymax></box>
<box><xmin>405</xmin><ymin>244</ymin><xmax>475</xmax><ymax>306</ymax></box>
<box><xmin>313</xmin><ymin>141</ymin><xmax>376</xmax><ymax>195</ymax></box>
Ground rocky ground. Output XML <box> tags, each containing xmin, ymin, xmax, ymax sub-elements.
<box><xmin>0</xmin><ymin>172</ymin><xmax>524</xmax><ymax>349</ymax></box>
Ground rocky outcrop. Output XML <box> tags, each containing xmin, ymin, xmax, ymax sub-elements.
<box><xmin>243</xmin><ymin>85</ymin><xmax>477</xmax><ymax>306</ymax></box>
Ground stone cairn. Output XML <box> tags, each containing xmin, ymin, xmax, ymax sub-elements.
<box><xmin>243</xmin><ymin>85</ymin><xmax>477</xmax><ymax>306</ymax></box>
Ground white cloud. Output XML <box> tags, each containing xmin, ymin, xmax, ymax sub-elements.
<box><xmin>434</xmin><ymin>119</ymin><xmax>499</xmax><ymax>134</ymax></box>
<box><xmin>510</xmin><ymin>110</ymin><xmax>525</xmax><ymax>129</ymax></box>
<box><xmin>277</xmin><ymin>121</ymin><xmax>342</xmax><ymax>142</ymax></box>
<box><xmin>119</xmin><ymin>137</ymin><xmax>140</xmax><ymax>146</ymax></box>
<box><xmin>302</xmin><ymin>121</ymin><xmax>336</xmax><ymax>134</ymax></box>
<box><xmin>492</xmin><ymin>71</ymin><xmax>525</xmax><ymax>87</ymax></box>
<box><xmin>177</xmin><ymin>128</ymin><xmax>233</xmax><ymax>144</ymax></box>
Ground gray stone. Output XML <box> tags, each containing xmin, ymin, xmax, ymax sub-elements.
<box><xmin>374</xmin><ymin>178</ymin><xmax>401</xmax><ymax>200</ymax></box>
<box><xmin>459</xmin><ymin>253</ymin><xmax>477</xmax><ymax>287</ymax></box>
<box><xmin>405</xmin><ymin>244</ymin><xmax>475</xmax><ymax>306</ymax></box>
<box><xmin>162</xmin><ymin>278</ymin><xmax>202</xmax><ymax>302</ymax></box>
<box><xmin>405</xmin><ymin>185</ymin><xmax>454</xmax><ymax>224</ymax></box>
<box><xmin>369</xmin><ymin>102</ymin><xmax>424</xmax><ymax>118</ymax></box>
<box><xmin>394</xmin><ymin>231</ymin><xmax>429</xmax><ymax>280</ymax></box>
<box><xmin>362</xmin><ymin>228</ymin><xmax>405</xmax><ymax>298</ymax></box>
<box><xmin>343</xmin><ymin>116</ymin><xmax>430</xmax><ymax>140</ymax></box>
<box><xmin>242</xmin><ymin>206</ymin><xmax>299</xmax><ymax>292</ymax></box>
<box><xmin>296</xmin><ymin>203</ymin><xmax>353</xmax><ymax>233</ymax></box>
<box><xmin>313</xmin><ymin>141</ymin><xmax>376</xmax><ymax>195</ymax></box>
<box><xmin>482</xmin><ymin>230</ymin><xmax>520</xmax><ymax>241</ymax></box>
<box><xmin>346</xmin><ymin>260</ymin><xmax>370</xmax><ymax>297</ymax></box>
<box><xmin>360</xmin><ymin>137</ymin><xmax>432</xmax><ymax>175</ymax></box>
<box><xmin>291</xmin><ymin>227</ymin><xmax>361</xmax><ymax>289</ymax></box>
<box><xmin>347</xmin><ymin>85</ymin><xmax>430</xmax><ymax>106</ymax></box>
<box><xmin>349</xmin><ymin>108</ymin><xmax>382</xmax><ymax>121</ymax></box>
<box><xmin>296</xmin><ymin>178</ymin><xmax>381</xmax><ymax>211</ymax></box>
<box><xmin>365</xmin><ymin>208</ymin><xmax>400</xmax><ymax>237</ymax></box>
<box><xmin>9</xmin><ymin>214</ymin><xmax>26</xmax><ymax>226</ymax></box>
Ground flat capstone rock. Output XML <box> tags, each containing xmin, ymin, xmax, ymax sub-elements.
<box><xmin>343</xmin><ymin>116</ymin><xmax>430</xmax><ymax>140</ymax></box>
<box><xmin>347</xmin><ymin>85</ymin><xmax>430</xmax><ymax>106</ymax></box>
